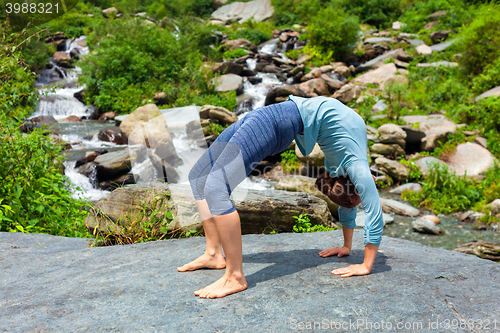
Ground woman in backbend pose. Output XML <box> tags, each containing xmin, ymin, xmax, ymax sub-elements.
<box><xmin>178</xmin><ymin>96</ymin><xmax>384</xmax><ymax>299</ymax></box>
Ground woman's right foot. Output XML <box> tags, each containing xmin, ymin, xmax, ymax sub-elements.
<box><xmin>177</xmin><ymin>253</ymin><xmax>226</xmax><ymax>272</ymax></box>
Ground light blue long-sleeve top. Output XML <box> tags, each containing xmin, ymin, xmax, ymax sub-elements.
<box><xmin>288</xmin><ymin>95</ymin><xmax>384</xmax><ymax>247</ymax></box>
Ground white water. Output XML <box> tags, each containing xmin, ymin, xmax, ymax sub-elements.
<box><xmin>64</xmin><ymin>161</ymin><xmax>110</xmax><ymax>201</ymax></box>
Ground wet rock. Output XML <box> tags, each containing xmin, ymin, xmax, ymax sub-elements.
<box><xmin>415</xmin><ymin>44</ymin><xmax>432</xmax><ymax>55</ymax></box>
<box><xmin>52</xmin><ymin>51</ymin><xmax>73</xmax><ymax>68</ymax></box>
<box><xmin>475</xmin><ymin>86</ymin><xmax>500</xmax><ymax>101</ymax></box>
<box><xmin>296</xmin><ymin>54</ymin><xmax>311</xmax><ymax>65</ymax></box>
<box><xmin>94</xmin><ymin>149</ymin><xmax>132</xmax><ymax>181</ymax></box>
<box><xmin>119</xmin><ymin>104</ymin><xmax>172</xmax><ymax>149</ymax></box>
<box><xmin>247</xmin><ymin>76</ymin><xmax>262</xmax><ymax>84</ymax></box>
<box><xmin>31</xmin><ymin>115</ymin><xmax>57</xmax><ymax>124</ymax></box>
<box><xmin>375</xmin><ymin>157</ymin><xmax>409</xmax><ymax>181</ymax></box>
<box><xmin>211</xmin><ymin>62</ymin><xmax>244</xmax><ymax>75</ymax></box>
<box><xmin>331</xmin><ymin>84</ymin><xmax>361</xmax><ymax>104</ymax></box>
<box><xmin>59</xmin><ymin>115</ymin><xmax>80</xmax><ymax>122</ymax></box>
<box><xmin>211</xmin><ymin>0</ymin><xmax>274</xmax><ymax>24</ymax></box>
<box><xmin>352</xmin><ymin>63</ymin><xmax>407</xmax><ymax>89</ymax></box>
<box><xmin>265</xmin><ymin>85</ymin><xmax>305</xmax><ymax>105</ymax></box>
<box><xmin>430</xmin><ymin>39</ymin><xmax>456</xmax><ymax>52</ymax></box>
<box><xmin>421</xmin><ymin>215</ymin><xmax>440</xmax><ymax>224</ymax></box>
<box><xmin>211</xmin><ymin>74</ymin><xmax>244</xmax><ymax>94</ymax></box>
<box><xmin>275</xmin><ymin>175</ymin><xmax>339</xmax><ymax>219</ymax></box>
<box><xmin>75</xmin><ymin>151</ymin><xmax>105</xmax><ymax>168</ymax></box>
<box><xmin>389</xmin><ymin>183</ymin><xmax>422</xmax><ymax>194</ymax></box>
<box><xmin>295</xmin><ymin>143</ymin><xmax>324</xmax><ymax>167</ymax></box>
<box><xmin>411</xmin><ymin>218</ymin><xmax>442</xmax><ymax>235</ymax></box>
<box><xmin>200</xmin><ymin>105</ymin><xmax>238</xmax><ymax>125</ymax></box>
<box><xmin>98</xmin><ymin>127</ymin><xmax>126</xmax><ymax>145</ymax></box>
<box><xmin>102</xmin><ymin>7</ymin><xmax>118</xmax><ymax>17</ymax></box>
<box><xmin>333</xmin><ymin>65</ymin><xmax>351</xmax><ymax>78</ymax></box>
<box><xmin>262</xmin><ymin>64</ymin><xmax>280</xmax><ymax>74</ymax></box>
<box><xmin>454</xmin><ymin>241</ymin><xmax>500</xmax><ymax>262</ymax></box>
<box><xmin>98</xmin><ymin>174</ymin><xmax>136</xmax><ymax>191</ymax></box>
<box><xmin>300</xmin><ymin>68</ymin><xmax>322</xmax><ymax>82</ymax></box>
<box><xmin>98</xmin><ymin>112</ymin><xmax>116</xmax><ymax>122</ymax></box>
<box><xmin>378</xmin><ymin>123</ymin><xmax>406</xmax><ymax>148</ymax></box>
<box><xmin>298</xmin><ymin>78</ymin><xmax>330</xmax><ymax>97</ymax></box>
<box><xmin>447</xmin><ymin>142</ymin><xmax>496</xmax><ymax>177</ymax></box>
<box><xmin>381</xmin><ymin>198</ymin><xmax>420</xmax><ymax>216</ymax></box>
<box><xmin>370</xmin><ymin>143</ymin><xmax>405</xmax><ymax>157</ymax></box>
<box><xmin>147</xmin><ymin>151</ymin><xmax>180</xmax><ymax>183</ymax></box>
<box><xmin>415</xmin><ymin>156</ymin><xmax>447</xmax><ymax>177</ymax></box>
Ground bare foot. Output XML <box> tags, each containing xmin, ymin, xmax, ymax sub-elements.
<box><xmin>196</xmin><ymin>272</ymin><xmax>247</xmax><ymax>299</ymax></box>
<box><xmin>177</xmin><ymin>253</ymin><xmax>226</xmax><ymax>272</ymax></box>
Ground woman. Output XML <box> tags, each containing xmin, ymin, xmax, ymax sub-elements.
<box><xmin>178</xmin><ymin>96</ymin><xmax>384</xmax><ymax>299</ymax></box>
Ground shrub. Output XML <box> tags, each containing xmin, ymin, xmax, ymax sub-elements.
<box><xmin>292</xmin><ymin>213</ymin><xmax>335</xmax><ymax>233</ymax></box>
<box><xmin>227</xmin><ymin>21</ymin><xmax>272</xmax><ymax>45</ymax></box>
<box><xmin>307</xmin><ymin>5</ymin><xmax>359</xmax><ymax>61</ymax></box>
<box><xmin>458</xmin><ymin>3</ymin><xmax>500</xmax><ymax>76</ymax></box>
<box><xmin>203</xmin><ymin>123</ymin><xmax>225</xmax><ymax>138</ymax></box>
<box><xmin>222</xmin><ymin>48</ymin><xmax>249</xmax><ymax>60</ymax></box>
<box><xmin>280</xmin><ymin>149</ymin><xmax>300</xmax><ymax>173</ymax></box>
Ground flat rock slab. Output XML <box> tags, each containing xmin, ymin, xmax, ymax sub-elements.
<box><xmin>2</xmin><ymin>232</ymin><xmax>500</xmax><ymax>332</ymax></box>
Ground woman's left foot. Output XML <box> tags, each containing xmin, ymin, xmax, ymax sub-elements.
<box><xmin>196</xmin><ymin>272</ymin><xmax>247</xmax><ymax>299</ymax></box>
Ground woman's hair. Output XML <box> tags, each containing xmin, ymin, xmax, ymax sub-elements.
<box><xmin>315</xmin><ymin>172</ymin><xmax>361</xmax><ymax>208</ymax></box>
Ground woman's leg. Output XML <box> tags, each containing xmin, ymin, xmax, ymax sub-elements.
<box><xmin>177</xmin><ymin>199</ymin><xmax>226</xmax><ymax>272</ymax></box>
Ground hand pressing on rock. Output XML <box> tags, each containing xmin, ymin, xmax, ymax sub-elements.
<box><xmin>319</xmin><ymin>245</ymin><xmax>350</xmax><ymax>258</ymax></box>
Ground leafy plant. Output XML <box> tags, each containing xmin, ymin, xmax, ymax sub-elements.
<box><xmin>222</xmin><ymin>48</ymin><xmax>249</xmax><ymax>60</ymax></box>
<box><xmin>203</xmin><ymin>123</ymin><xmax>226</xmax><ymax>138</ymax></box>
<box><xmin>292</xmin><ymin>213</ymin><xmax>334</xmax><ymax>233</ymax></box>
<box><xmin>280</xmin><ymin>149</ymin><xmax>300</xmax><ymax>173</ymax></box>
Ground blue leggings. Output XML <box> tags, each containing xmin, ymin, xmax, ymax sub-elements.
<box><xmin>189</xmin><ymin>100</ymin><xmax>304</xmax><ymax>215</ymax></box>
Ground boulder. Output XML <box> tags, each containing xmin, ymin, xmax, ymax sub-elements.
<box><xmin>333</xmin><ymin>65</ymin><xmax>351</xmax><ymax>78</ymax></box>
<box><xmin>264</xmin><ymin>85</ymin><xmax>305</xmax><ymax>105</ymax></box>
<box><xmin>392</xmin><ymin>21</ymin><xmax>404</xmax><ymax>30</ymax></box>
<box><xmin>446</xmin><ymin>142</ymin><xmax>496</xmax><ymax>177</ymax></box>
<box><xmin>411</xmin><ymin>218</ymin><xmax>442</xmax><ymax>235</ymax></box>
<box><xmin>378</xmin><ymin>123</ymin><xmax>406</xmax><ymax>148</ymax></box>
<box><xmin>295</xmin><ymin>143</ymin><xmax>324</xmax><ymax>167</ymax></box>
<box><xmin>119</xmin><ymin>104</ymin><xmax>173</xmax><ymax>149</ymax></box>
<box><xmin>380</xmin><ymin>198</ymin><xmax>420</xmax><ymax>217</ymax></box>
<box><xmin>275</xmin><ymin>175</ymin><xmax>339</xmax><ymax>219</ymax></box>
<box><xmin>98</xmin><ymin>127</ymin><xmax>126</xmax><ymax>145</ymax></box>
<box><xmin>199</xmin><ymin>105</ymin><xmax>238</xmax><ymax>125</ymax></box>
<box><xmin>52</xmin><ymin>51</ymin><xmax>72</xmax><ymax>67</ymax></box>
<box><xmin>475</xmin><ymin>86</ymin><xmax>500</xmax><ymax>101</ymax></box>
<box><xmin>415</xmin><ymin>156</ymin><xmax>447</xmax><ymax>177</ymax></box>
<box><xmin>94</xmin><ymin>149</ymin><xmax>132</xmax><ymax>181</ymax></box>
<box><xmin>411</xmin><ymin>115</ymin><xmax>457</xmax><ymax>151</ymax></box>
<box><xmin>102</xmin><ymin>7</ymin><xmax>118</xmax><ymax>17</ymax></box>
<box><xmin>98</xmin><ymin>112</ymin><xmax>116</xmax><ymax>122</ymax></box>
<box><xmin>364</xmin><ymin>37</ymin><xmax>396</xmax><ymax>44</ymax></box>
<box><xmin>331</xmin><ymin>84</ymin><xmax>361</xmax><ymax>104</ymax></box>
<box><xmin>389</xmin><ymin>183</ymin><xmax>422</xmax><ymax>194</ymax></box>
<box><xmin>211</xmin><ymin>74</ymin><xmax>244</xmax><ymax>94</ymax></box>
<box><xmin>372</xmin><ymin>99</ymin><xmax>387</xmax><ymax>113</ymax></box>
<box><xmin>211</xmin><ymin>0</ymin><xmax>274</xmax><ymax>24</ymax></box>
<box><xmin>321</xmin><ymin>74</ymin><xmax>344</xmax><ymax>90</ymax></box>
<box><xmin>490</xmin><ymin>199</ymin><xmax>500</xmax><ymax>215</ymax></box>
<box><xmin>31</xmin><ymin>115</ymin><xmax>57</xmax><ymax>124</ymax></box>
<box><xmin>356</xmin><ymin>49</ymin><xmax>404</xmax><ymax>73</ymax></box>
<box><xmin>296</xmin><ymin>54</ymin><xmax>312</xmax><ymax>65</ymax></box>
<box><xmin>222</xmin><ymin>38</ymin><xmax>257</xmax><ymax>52</ymax></box>
<box><xmin>98</xmin><ymin>174</ymin><xmax>136</xmax><ymax>191</ymax></box>
<box><xmin>85</xmin><ymin>183</ymin><xmax>201</xmax><ymax>236</ymax></box>
<box><xmin>430</xmin><ymin>30</ymin><xmax>453</xmax><ymax>43</ymax></box>
<box><xmin>148</xmin><ymin>151</ymin><xmax>180</xmax><ymax>183</ymax></box>
<box><xmin>454</xmin><ymin>241</ymin><xmax>500</xmax><ymax>261</ymax></box>
<box><xmin>415</xmin><ymin>44</ymin><xmax>432</xmax><ymax>55</ymax></box>
<box><xmin>300</xmin><ymin>68</ymin><xmax>322</xmax><ymax>82</ymax></box>
<box><xmin>351</xmin><ymin>63</ymin><xmax>407</xmax><ymax>89</ymax></box>
<box><xmin>211</xmin><ymin>62</ymin><xmax>244</xmax><ymax>75</ymax></box>
<box><xmin>416</xmin><ymin>61</ymin><xmax>458</xmax><ymax>68</ymax></box>
<box><xmin>370</xmin><ymin>143</ymin><xmax>405</xmax><ymax>157</ymax></box>
<box><xmin>427</xmin><ymin>10</ymin><xmax>447</xmax><ymax>21</ymax></box>
<box><xmin>234</xmin><ymin>188</ymin><xmax>333</xmax><ymax>234</ymax></box>
<box><xmin>298</xmin><ymin>78</ymin><xmax>330</xmax><ymax>97</ymax></box>
<box><xmin>430</xmin><ymin>39</ymin><xmax>456</xmax><ymax>52</ymax></box>
<box><xmin>421</xmin><ymin>215</ymin><xmax>440</xmax><ymax>224</ymax></box>
<box><xmin>375</xmin><ymin>157</ymin><xmax>409</xmax><ymax>181</ymax></box>
<box><xmin>61</xmin><ymin>115</ymin><xmax>81</xmax><ymax>122</ymax></box>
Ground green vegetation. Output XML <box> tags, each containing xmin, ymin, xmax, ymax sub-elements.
<box><xmin>223</xmin><ymin>48</ymin><xmax>249</xmax><ymax>60</ymax></box>
<box><xmin>0</xmin><ymin>24</ymin><xmax>88</xmax><ymax>237</ymax></box>
<box><xmin>280</xmin><ymin>149</ymin><xmax>300</xmax><ymax>173</ymax></box>
<box><xmin>203</xmin><ymin>123</ymin><xmax>226</xmax><ymax>138</ymax></box>
<box><xmin>292</xmin><ymin>213</ymin><xmax>335</xmax><ymax>233</ymax></box>
<box><xmin>403</xmin><ymin>163</ymin><xmax>500</xmax><ymax>217</ymax></box>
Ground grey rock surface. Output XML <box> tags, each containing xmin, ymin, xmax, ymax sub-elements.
<box><xmin>430</xmin><ymin>39</ymin><xmax>456</xmax><ymax>52</ymax></box>
<box><xmin>475</xmin><ymin>85</ymin><xmax>500</xmax><ymax>101</ymax></box>
<box><xmin>211</xmin><ymin>0</ymin><xmax>274</xmax><ymax>23</ymax></box>
<box><xmin>412</xmin><ymin>218</ymin><xmax>442</xmax><ymax>235</ymax></box>
<box><xmin>2</xmin><ymin>231</ymin><xmax>500</xmax><ymax>332</ymax></box>
<box><xmin>380</xmin><ymin>197</ymin><xmax>420</xmax><ymax>217</ymax></box>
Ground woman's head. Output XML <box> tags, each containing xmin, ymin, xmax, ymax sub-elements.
<box><xmin>315</xmin><ymin>172</ymin><xmax>361</xmax><ymax>208</ymax></box>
